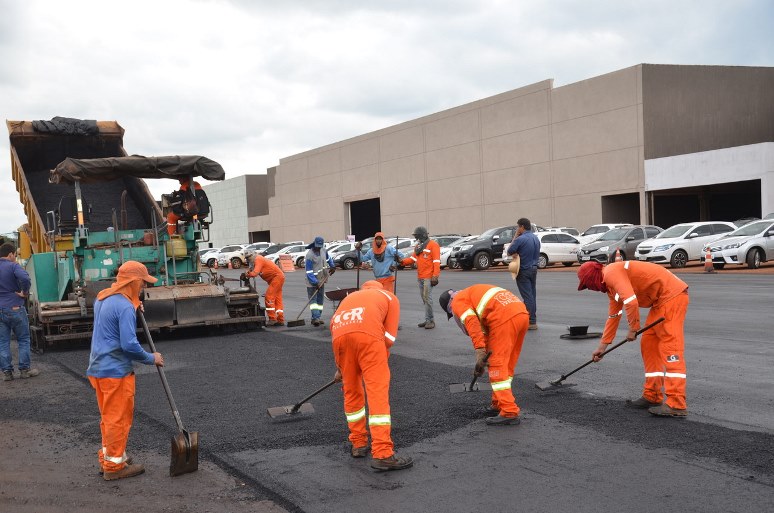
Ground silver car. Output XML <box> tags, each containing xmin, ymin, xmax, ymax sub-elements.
<box><xmin>703</xmin><ymin>220</ymin><xmax>774</xmax><ymax>269</ymax></box>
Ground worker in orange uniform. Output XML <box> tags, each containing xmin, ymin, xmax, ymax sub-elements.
<box><xmin>242</xmin><ymin>250</ymin><xmax>286</xmax><ymax>326</ymax></box>
<box><xmin>439</xmin><ymin>285</ymin><xmax>529</xmax><ymax>425</ymax></box>
<box><xmin>86</xmin><ymin>261</ymin><xmax>164</xmax><ymax>480</ymax></box>
<box><xmin>330</xmin><ymin>280</ymin><xmax>413</xmax><ymax>471</ymax></box>
<box><xmin>577</xmin><ymin>260</ymin><xmax>690</xmax><ymax>417</ymax></box>
<box><xmin>166</xmin><ymin>176</ymin><xmax>203</xmax><ymax>236</ymax></box>
<box><xmin>400</xmin><ymin>226</ymin><xmax>441</xmax><ymax>329</ymax></box>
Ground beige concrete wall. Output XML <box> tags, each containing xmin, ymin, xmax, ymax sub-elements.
<box><xmin>271</xmin><ymin>67</ymin><xmax>648</xmax><ymax>240</ymax></box>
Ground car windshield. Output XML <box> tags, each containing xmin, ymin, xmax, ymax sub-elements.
<box><xmin>656</xmin><ymin>225</ymin><xmax>692</xmax><ymax>238</ymax></box>
<box><xmin>480</xmin><ymin>227</ymin><xmax>500</xmax><ymax>238</ymax></box>
<box><xmin>582</xmin><ymin>226</ymin><xmax>607</xmax><ymax>236</ymax></box>
<box><xmin>597</xmin><ymin>228</ymin><xmax>628</xmax><ymax>241</ymax></box>
<box><xmin>729</xmin><ymin>221</ymin><xmax>773</xmax><ymax>237</ymax></box>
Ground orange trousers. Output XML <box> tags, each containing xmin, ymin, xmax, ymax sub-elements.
<box><xmin>486</xmin><ymin>313</ymin><xmax>529</xmax><ymax>417</ymax></box>
<box><xmin>640</xmin><ymin>292</ymin><xmax>689</xmax><ymax>409</ymax></box>
<box><xmin>89</xmin><ymin>374</ymin><xmax>136</xmax><ymax>472</ymax></box>
<box><xmin>265</xmin><ymin>275</ymin><xmax>285</xmax><ymax>322</ymax></box>
<box><xmin>332</xmin><ymin>332</ymin><xmax>394</xmax><ymax>459</ymax></box>
<box><xmin>376</xmin><ymin>275</ymin><xmax>395</xmax><ymax>293</ymax></box>
<box><xmin>167</xmin><ymin>212</ymin><xmax>181</xmax><ymax>235</ymax></box>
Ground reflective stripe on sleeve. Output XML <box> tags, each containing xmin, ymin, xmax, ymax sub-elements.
<box><xmin>378</xmin><ymin>290</ymin><xmax>393</xmax><ymax>300</ymax></box>
<box><xmin>385</xmin><ymin>331</ymin><xmax>396</xmax><ymax>342</ymax></box>
<box><xmin>432</xmin><ymin>260</ymin><xmax>441</xmax><ymax>263</ymax></box>
<box><xmin>476</xmin><ymin>287</ymin><xmax>506</xmax><ymax>317</ymax></box>
<box><xmin>645</xmin><ymin>372</ymin><xmax>665</xmax><ymax>377</ymax></box>
<box><xmin>623</xmin><ymin>295</ymin><xmax>637</xmax><ymax>305</ymax></box>
<box><xmin>460</xmin><ymin>308</ymin><xmax>476</xmax><ymax>322</ymax></box>
<box><xmin>614</xmin><ymin>293</ymin><xmax>620</xmax><ymax>302</ymax></box>
<box><xmin>410</xmin><ymin>256</ymin><xmax>417</xmax><ymax>262</ymax></box>
<box><xmin>665</xmin><ymin>372</ymin><xmax>687</xmax><ymax>379</ymax></box>
<box><xmin>609</xmin><ymin>309</ymin><xmax>623</xmax><ymax>318</ymax></box>
<box><xmin>368</xmin><ymin>414</ymin><xmax>391</xmax><ymax>426</ymax></box>
<box><xmin>490</xmin><ymin>377</ymin><xmax>513</xmax><ymax>391</ymax></box>
<box><xmin>346</xmin><ymin>407</ymin><xmax>366</xmax><ymax>423</ymax></box>
<box><xmin>624</xmin><ymin>261</ymin><xmax>630</xmax><ymax>269</ymax></box>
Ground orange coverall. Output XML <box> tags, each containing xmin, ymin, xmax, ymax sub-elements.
<box><xmin>246</xmin><ymin>255</ymin><xmax>285</xmax><ymax>323</ymax></box>
<box><xmin>330</xmin><ymin>281</ymin><xmax>400</xmax><ymax>459</ymax></box>
<box><xmin>401</xmin><ymin>239</ymin><xmax>441</xmax><ymax>279</ymax></box>
<box><xmin>602</xmin><ymin>261</ymin><xmax>690</xmax><ymax>409</ymax></box>
<box><xmin>166</xmin><ymin>180</ymin><xmax>202</xmax><ymax>235</ymax></box>
<box><xmin>451</xmin><ymin>285</ymin><xmax>529</xmax><ymax>417</ymax></box>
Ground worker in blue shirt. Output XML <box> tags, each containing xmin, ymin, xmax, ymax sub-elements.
<box><xmin>0</xmin><ymin>243</ymin><xmax>39</xmax><ymax>381</ymax></box>
<box><xmin>304</xmin><ymin>236</ymin><xmax>336</xmax><ymax>326</ymax></box>
<box><xmin>506</xmin><ymin>218</ymin><xmax>541</xmax><ymax>330</ymax></box>
<box><xmin>86</xmin><ymin>260</ymin><xmax>164</xmax><ymax>481</ymax></box>
<box><xmin>357</xmin><ymin>232</ymin><xmax>407</xmax><ymax>293</ymax></box>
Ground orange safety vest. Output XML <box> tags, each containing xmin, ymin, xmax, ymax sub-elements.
<box><xmin>246</xmin><ymin>255</ymin><xmax>283</xmax><ymax>282</ymax></box>
<box><xmin>402</xmin><ymin>239</ymin><xmax>441</xmax><ymax>279</ymax></box>
<box><xmin>451</xmin><ymin>284</ymin><xmax>526</xmax><ymax>349</ymax></box>
<box><xmin>330</xmin><ymin>286</ymin><xmax>400</xmax><ymax>348</ymax></box>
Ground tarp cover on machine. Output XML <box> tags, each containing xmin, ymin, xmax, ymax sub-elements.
<box><xmin>49</xmin><ymin>155</ymin><xmax>226</xmax><ymax>184</ymax></box>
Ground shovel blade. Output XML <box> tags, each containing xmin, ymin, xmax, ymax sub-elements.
<box><xmin>267</xmin><ymin>402</ymin><xmax>315</xmax><ymax>418</ymax></box>
<box><xmin>535</xmin><ymin>380</ymin><xmax>577</xmax><ymax>391</ymax></box>
<box><xmin>286</xmin><ymin>319</ymin><xmax>306</xmax><ymax>328</ymax></box>
<box><xmin>449</xmin><ymin>382</ymin><xmax>493</xmax><ymax>393</ymax></box>
<box><xmin>169</xmin><ymin>430</ymin><xmax>199</xmax><ymax>477</ymax></box>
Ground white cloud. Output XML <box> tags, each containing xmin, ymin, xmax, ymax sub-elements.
<box><xmin>1</xmin><ymin>0</ymin><xmax>772</xmax><ymax>230</ymax></box>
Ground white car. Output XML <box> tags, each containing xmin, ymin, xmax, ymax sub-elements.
<box><xmin>216</xmin><ymin>244</ymin><xmax>249</xmax><ymax>269</ymax></box>
<box><xmin>577</xmin><ymin>223</ymin><xmax>633</xmax><ymax>246</ymax></box>
<box><xmin>267</xmin><ymin>244</ymin><xmax>308</xmax><ymax>267</ymax></box>
<box><xmin>635</xmin><ymin>221</ymin><xmax>736</xmax><ymax>268</ymax></box>
<box><xmin>245</xmin><ymin>242</ymin><xmax>273</xmax><ymax>254</ymax></box>
<box><xmin>445</xmin><ymin>235</ymin><xmax>478</xmax><ymax>269</ymax></box>
<box><xmin>703</xmin><ymin>220</ymin><xmax>774</xmax><ymax>269</ymax></box>
<box><xmin>503</xmin><ymin>231</ymin><xmax>580</xmax><ymax>268</ymax></box>
<box><xmin>199</xmin><ymin>247</ymin><xmax>222</xmax><ymax>267</ymax></box>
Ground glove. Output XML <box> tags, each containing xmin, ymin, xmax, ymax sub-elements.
<box><xmin>333</xmin><ymin>369</ymin><xmax>342</xmax><ymax>383</ymax></box>
<box><xmin>474</xmin><ymin>348</ymin><xmax>489</xmax><ymax>377</ymax></box>
<box><xmin>239</xmin><ymin>273</ymin><xmax>247</xmax><ymax>281</ymax></box>
<box><xmin>328</xmin><ymin>267</ymin><xmax>336</xmax><ymax>276</ymax></box>
<box><xmin>430</xmin><ymin>276</ymin><xmax>439</xmax><ymax>287</ymax></box>
<box><xmin>389</xmin><ymin>264</ymin><xmax>396</xmax><ymax>272</ymax></box>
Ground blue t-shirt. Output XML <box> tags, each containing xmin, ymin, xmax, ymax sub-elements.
<box><xmin>0</xmin><ymin>259</ymin><xmax>30</xmax><ymax>309</ymax></box>
<box><xmin>507</xmin><ymin>231</ymin><xmax>541</xmax><ymax>269</ymax></box>
<box><xmin>86</xmin><ymin>294</ymin><xmax>155</xmax><ymax>378</ymax></box>
<box><xmin>360</xmin><ymin>246</ymin><xmax>407</xmax><ymax>278</ymax></box>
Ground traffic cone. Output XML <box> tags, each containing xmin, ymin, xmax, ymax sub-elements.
<box><xmin>614</xmin><ymin>248</ymin><xmax>622</xmax><ymax>262</ymax></box>
<box><xmin>227</xmin><ymin>260</ymin><xmax>232</xmax><ymax>269</ymax></box>
<box><xmin>704</xmin><ymin>246</ymin><xmax>715</xmax><ymax>273</ymax></box>
<box><xmin>213</xmin><ymin>260</ymin><xmax>218</xmax><ymax>269</ymax></box>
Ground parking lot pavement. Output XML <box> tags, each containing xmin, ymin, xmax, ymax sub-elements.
<box><xmin>3</xmin><ymin>268</ymin><xmax>772</xmax><ymax>512</ymax></box>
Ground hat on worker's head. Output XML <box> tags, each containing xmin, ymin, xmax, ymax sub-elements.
<box><xmin>577</xmin><ymin>261</ymin><xmax>605</xmax><ymax>291</ymax></box>
<box><xmin>439</xmin><ymin>289</ymin><xmax>456</xmax><ymax>319</ymax></box>
<box><xmin>412</xmin><ymin>226</ymin><xmax>429</xmax><ymax>242</ymax></box>
<box><xmin>307</xmin><ymin>236</ymin><xmax>325</xmax><ymax>249</ymax></box>
<box><xmin>117</xmin><ymin>260</ymin><xmax>158</xmax><ymax>284</ymax></box>
<box><xmin>361</xmin><ymin>280</ymin><xmax>384</xmax><ymax>290</ymax></box>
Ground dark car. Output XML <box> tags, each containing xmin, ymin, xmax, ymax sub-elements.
<box><xmin>261</xmin><ymin>243</ymin><xmax>292</xmax><ymax>257</ymax></box>
<box><xmin>450</xmin><ymin>225</ymin><xmax>517</xmax><ymax>270</ymax></box>
<box><xmin>333</xmin><ymin>248</ymin><xmax>368</xmax><ymax>270</ymax></box>
<box><xmin>578</xmin><ymin>225</ymin><xmax>662</xmax><ymax>264</ymax></box>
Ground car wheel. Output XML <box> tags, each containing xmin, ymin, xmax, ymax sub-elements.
<box><xmin>342</xmin><ymin>258</ymin><xmax>355</xmax><ymax>270</ymax></box>
<box><xmin>746</xmin><ymin>248</ymin><xmax>762</xmax><ymax>269</ymax></box>
<box><xmin>713</xmin><ymin>262</ymin><xmax>725</xmax><ymax>270</ymax></box>
<box><xmin>669</xmin><ymin>249</ymin><xmax>688</xmax><ymax>268</ymax></box>
<box><xmin>296</xmin><ymin>256</ymin><xmax>305</xmax><ymax>268</ymax></box>
<box><xmin>450</xmin><ymin>260</ymin><xmax>461</xmax><ymax>269</ymax></box>
<box><xmin>473</xmin><ymin>252</ymin><xmax>491</xmax><ymax>270</ymax></box>
<box><xmin>207</xmin><ymin>258</ymin><xmax>216</xmax><ymax>268</ymax></box>
<box><xmin>562</xmin><ymin>262</ymin><xmax>574</xmax><ymax>267</ymax></box>
<box><xmin>231</xmin><ymin>257</ymin><xmax>242</xmax><ymax>269</ymax></box>
<box><xmin>537</xmin><ymin>253</ymin><xmax>548</xmax><ymax>269</ymax></box>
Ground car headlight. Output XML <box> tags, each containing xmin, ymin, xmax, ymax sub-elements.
<box><xmin>598</xmin><ymin>246</ymin><xmax>609</xmax><ymax>252</ymax></box>
<box><xmin>459</xmin><ymin>244</ymin><xmax>473</xmax><ymax>251</ymax></box>
<box><xmin>723</xmin><ymin>243</ymin><xmax>741</xmax><ymax>249</ymax></box>
<box><xmin>654</xmin><ymin>244</ymin><xmax>674</xmax><ymax>252</ymax></box>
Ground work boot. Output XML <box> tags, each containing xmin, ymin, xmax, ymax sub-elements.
<box><xmin>648</xmin><ymin>404</ymin><xmax>688</xmax><ymax>418</ymax></box>
<box><xmin>19</xmin><ymin>369</ymin><xmax>40</xmax><ymax>379</ymax></box>
<box><xmin>481</xmin><ymin>405</ymin><xmax>500</xmax><ymax>416</ymax></box>
<box><xmin>103</xmin><ymin>463</ymin><xmax>145</xmax><ymax>481</ymax></box>
<box><xmin>350</xmin><ymin>445</ymin><xmax>368</xmax><ymax>458</ymax></box>
<box><xmin>311</xmin><ymin>319</ymin><xmax>320</xmax><ymax>327</ymax></box>
<box><xmin>370</xmin><ymin>454</ymin><xmax>413</xmax><ymax>471</ymax></box>
<box><xmin>626</xmin><ymin>397</ymin><xmax>661</xmax><ymax>409</ymax></box>
<box><xmin>98</xmin><ymin>456</ymin><xmax>134</xmax><ymax>476</ymax></box>
<box><xmin>528</xmin><ymin>323</ymin><xmax>538</xmax><ymax>330</ymax></box>
<box><xmin>417</xmin><ymin>322</ymin><xmax>427</xmax><ymax>328</ymax></box>
<box><xmin>485</xmin><ymin>414</ymin><xmax>521</xmax><ymax>426</ymax></box>
<box><xmin>424</xmin><ymin>321</ymin><xmax>435</xmax><ymax>329</ymax></box>
<box><xmin>3</xmin><ymin>371</ymin><xmax>13</xmax><ymax>381</ymax></box>
<box><xmin>317</xmin><ymin>319</ymin><xmax>325</xmax><ymax>326</ymax></box>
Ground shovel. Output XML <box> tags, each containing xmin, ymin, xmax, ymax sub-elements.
<box><xmin>535</xmin><ymin>317</ymin><xmax>665</xmax><ymax>391</ymax></box>
<box><xmin>267</xmin><ymin>378</ymin><xmax>338</xmax><ymax>418</ymax></box>
<box><xmin>287</xmin><ymin>274</ymin><xmax>329</xmax><ymax>327</ymax></box>
<box><xmin>138</xmin><ymin>311</ymin><xmax>199</xmax><ymax>476</ymax></box>
<box><xmin>449</xmin><ymin>351</ymin><xmax>493</xmax><ymax>393</ymax></box>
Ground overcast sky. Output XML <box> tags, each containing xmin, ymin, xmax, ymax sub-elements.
<box><xmin>1</xmin><ymin>0</ymin><xmax>772</xmax><ymax>233</ymax></box>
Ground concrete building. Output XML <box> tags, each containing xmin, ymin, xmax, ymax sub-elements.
<box><xmin>201</xmin><ymin>174</ymin><xmax>270</xmax><ymax>248</ymax></box>
<box><xmin>252</xmin><ymin>64</ymin><xmax>774</xmax><ymax>242</ymax></box>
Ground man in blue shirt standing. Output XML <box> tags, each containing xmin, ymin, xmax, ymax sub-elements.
<box><xmin>0</xmin><ymin>243</ymin><xmax>39</xmax><ymax>381</ymax></box>
<box><xmin>506</xmin><ymin>218</ymin><xmax>541</xmax><ymax>330</ymax></box>
<box><xmin>305</xmin><ymin>236</ymin><xmax>336</xmax><ymax>326</ymax></box>
<box><xmin>87</xmin><ymin>260</ymin><xmax>164</xmax><ymax>481</ymax></box>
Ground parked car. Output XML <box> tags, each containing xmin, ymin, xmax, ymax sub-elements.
<box><xmin>450</xmin><ymin>225</ymin><xmax>517</xmax><ymax>270</ymax></box>
<box><xmin>438</xmin><ymin>235</ymin><xmax>472</xmax><ymax>269</ymax></box>
<box><xmin>215</xmin><ymin>244</ymin><xmax>249</xmax><ymax>269</ymax></box>
<box><xmin>333</xmin><ymin>248</ymin><xmax>368</xmax><ymax>270</ymax></box>
<box><xmin>543</xmin><ymin>227</ymin><xmax>580</xmax><ymax>236</ymax></box>
<box><xmin>260</xmin><ymin>243</ymin><xmax>292</xmax><ymax>257</ymax></box>
<box><xmin>199</xmin><ymin>247</ymin><xmax>222</xmax><ymax>268</ymax></box>
<box><xmin>245</xmin><ymin>242</ymin><xmax>273</xmax><ymax>253</ymax></box>
<box><xmin>267</xmin><ymin>244</ymin><xmax>308</xmax><ymax>267</ymax></box>
<box><xmin>578</xmin><ymin>225</ymin><xmax>662</xmax><ymax>264</ymax></box>
<box><xmin>733</xmin><ymin>217</ymin><xmax>760</xmax><ymax>227</ymax></box>
<box><xmin>576</xmin><ymin>223</ymin><xmax>633</xmax><ymax>246</ymax></box>
<box><xmin>503</xmin><ymin>232</ymin><xmax>581</xmax><ymax>268</ymax></box>
<box><xmin>703</xmin><ymin>220</ymin><xmax>774</xmax><ymax>269</ymax></box>
<box><xmin>765</xmin><ymin>213</ymin><xmax>774</xmax><ymax>220</ymax></box>
<box><xmin>635</xmin><ymin>221</ymin><xmax>736</xmax><ymax>268</ymax></box>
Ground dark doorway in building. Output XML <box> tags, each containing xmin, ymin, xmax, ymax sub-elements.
<box><xmin>250</xmin><ymin>231</ymin><xmax>271</xmax><ymax>243</ymax></box>
<box><xmin>650</xmin><ymin>180</ymin><xmax>761</xmax><ymax>228</ymax></box>
<box><xmin>601</xmin><ymin>193</ymin><xmax>640</xmax><ymax>224</ymax></box>
<box><xmin>349</xmin><ymin>198</ymin><xmax>381</xmax><ymax>241</ymax></box>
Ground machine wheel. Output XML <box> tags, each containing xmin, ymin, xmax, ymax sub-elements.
<box><xmin>342</xmin><ymin>257</ymin><xmax>356</xmax><ymax>270</ymax></box>
<box><xmin>231</xmin><ymin>257</ymin><xmax>243</xmax><ymax>269</ymax></box>
<box><xmin>563</xmin><ymin>262</ymin><xmax>574</xmax><ymax>267</ymax></box>
<box><xmin>207</xmin><ymin>258</ymin><xmax>216</xmax><ymax>268</ymax></box>
<box><xmin>746</xmin><ymin>248</ymin><xmax>762</xmax><ymax>269</ymax></box>
<box><xmin>473</xmin><ymin>252</ymin><xmax>491</xmax><ymax>270</ymax></box>
<box><xmin>296</xmin><ymin>256</ymin><xmax>305</xmax><ymax>268</ymax></box>
<box><xmin>669</xmin><ymin>249</ymin><xmax>688</xmax><ymax>268</ymax></box>
<box><xmin>537</xmin><ymin>253</ymin><xmax>548</xmax><ymax>269</ymax></box>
